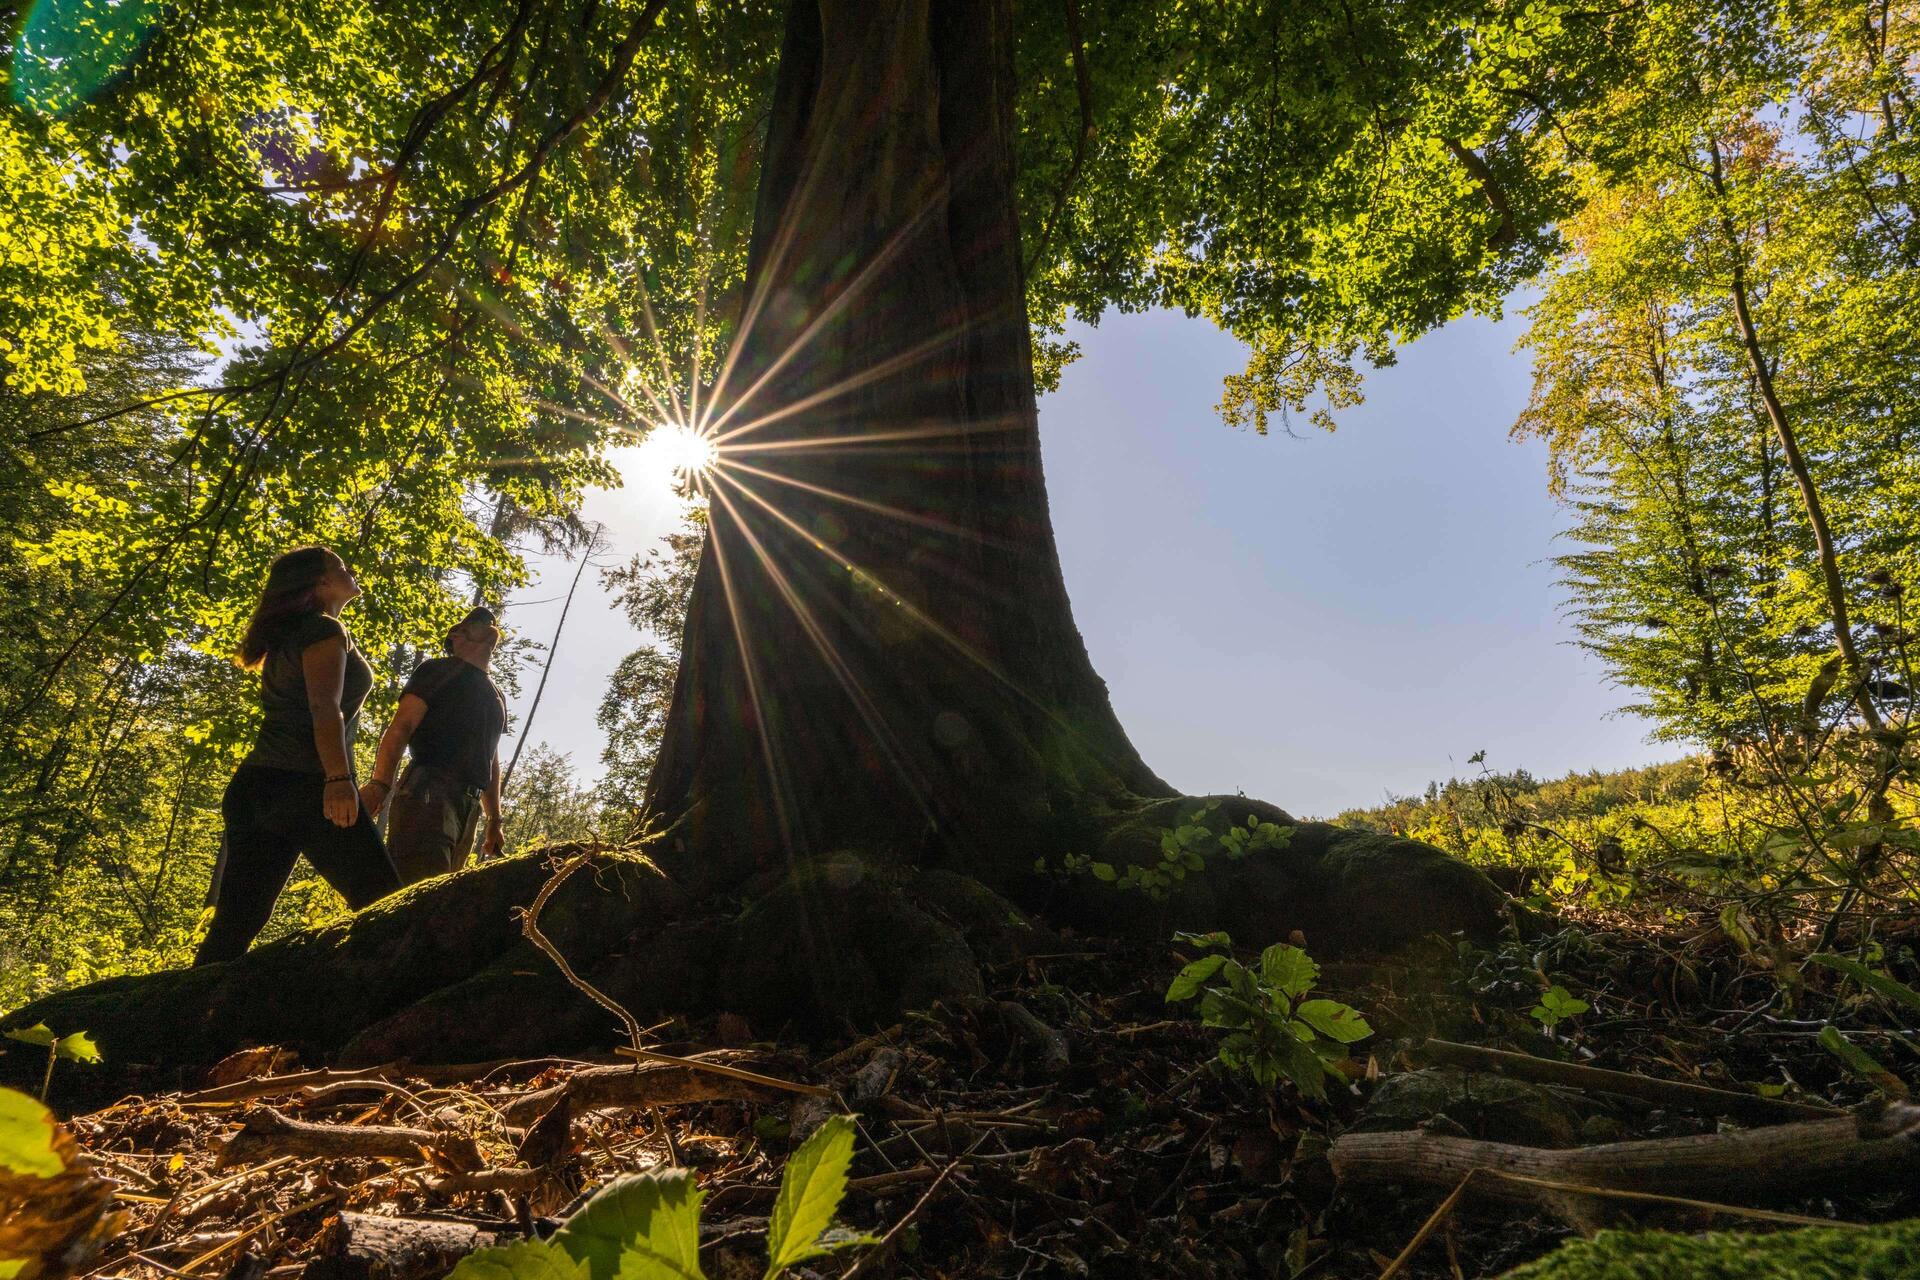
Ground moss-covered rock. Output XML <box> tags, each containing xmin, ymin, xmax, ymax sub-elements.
<box><xmin>1074</xmin><ymin>795</ymin><xmax>1510</xmax><ymax>952</ymax></box>
<box><xmin>1499</xmin><ymin>1219</ymin><xmax>1920</xmax><ymax>1279</ymax></box>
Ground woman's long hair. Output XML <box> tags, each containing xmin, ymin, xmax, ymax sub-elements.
<box><xmin>237</xmin><ymin>546</ymin><xmax>334</xmax><ymax>670</ymax></box>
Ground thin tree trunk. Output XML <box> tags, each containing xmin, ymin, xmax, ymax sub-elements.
<box><xmin>503</xmin><ymin>523</ymin><xmax>601</xmax><ymax>790</ymax></box>
<box><xmin>1708</xmin><ymin>138</ymin><xmax>1882</xmax><ymax>734</ymax></box>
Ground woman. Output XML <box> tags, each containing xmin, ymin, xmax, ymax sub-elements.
<box><xmin>195</xmin><ymin>546</ymin><xmax>402</xmax><ymax>965</ymax></box>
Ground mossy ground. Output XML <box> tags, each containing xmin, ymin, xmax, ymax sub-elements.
<box><xmin>1498</xmin><ymin>1218</ymin><xmax>1920</xmax><ymax>1279</ymax></box>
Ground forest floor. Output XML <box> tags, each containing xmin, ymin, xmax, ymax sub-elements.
<box><xmin>25</xmin><ymin>874</ymin><xmax>1920</xmax><ymax>1280</ymax></box>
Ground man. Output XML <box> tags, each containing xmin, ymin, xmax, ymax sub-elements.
<box><xmin>361</xmin><ymin>607</ymin><xmax>508</xmax><ymax>883</ymax></box>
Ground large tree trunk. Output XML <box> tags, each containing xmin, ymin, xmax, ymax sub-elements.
<box><xmin>646</xmin><ymin>0</ymin><xmax>1167</xmax><ymax>896</ymax></box>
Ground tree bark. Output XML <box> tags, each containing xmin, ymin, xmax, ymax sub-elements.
<box><xmin>644</xmin><ymin>0</ymin><xmax>1168</xmax><ymax>894</ymax></box>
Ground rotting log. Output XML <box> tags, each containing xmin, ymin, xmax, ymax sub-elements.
<box><xmin>302</xmin><ymin>1213</ymin><xmax>495</xmax><ymax>1280</ymax></box>
<box><xmin>1330</xmin><ymin>1100</ymin><xmax>1920</xmax><ymax>1208</ymax></box>
<box><xmin>216</xmin><ymin>1109</ymin><xmax>484</xmax><ymax>1172</ymax></box>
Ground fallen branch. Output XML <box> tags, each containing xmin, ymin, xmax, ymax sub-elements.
<box><xmin>215</xmin><ymin>1109</ymin><xmax>484</xmax><ymax>1172</ymax></box>
<box><xmin>1331</xmin><ymin>1100</ymin><xmax>1920</xmax><ymax>1211</ymax></box>
<box><xmin>1418</xmin><ymin>1038</ymin><xmax>1839</xmax><ymax>1123</ymax></box>
<box><xmin>422</xmin><ymin>1166</ymin><xmax>546</xmax><ymax>1198</ymax></box>
<box><xmin>612</xmin><ymin>1045</ymin><xmax>829</xmax><ymax>1097</ymax></box>
<box><xmin>500</xmin><ymin>1056</ymin><xmax>801</xmax><ymax>1125</ymax></box>
<box><xmin>176</xmin><ymin>1057</ymin><xmax>619</xmax><ymax>1108</ymax></box>
<box><xmin>180</xmin><ymin>1065</ymin><xmax>407</xmax><ymax>1107</ymax></box>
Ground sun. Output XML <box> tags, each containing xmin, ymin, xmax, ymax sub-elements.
<box><xmin>630</xmin><ymin>421</ymin><xmax>718</xmax><ymax>497</ymax></box>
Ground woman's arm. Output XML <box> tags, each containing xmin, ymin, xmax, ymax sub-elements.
<box><xmin>302</xmin><ymin>637</ymin><xmax>359</xmax><ymax>828</ymax></box>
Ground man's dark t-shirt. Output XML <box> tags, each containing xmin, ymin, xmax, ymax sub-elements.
<box><xmin>246</xmin><ymin>612</ymin><xmax>373</xmax><ymax>774</ymax></box>
<box><xmin>403</xmin><ymin>657</ymin><xmax>506</xmax><ymax>792</ymax></box>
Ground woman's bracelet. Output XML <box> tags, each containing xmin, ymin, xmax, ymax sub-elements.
<box><xmin>324</xmin><ymin>772</ymin><xmax>354</xmax><ymax>785</ymax></box>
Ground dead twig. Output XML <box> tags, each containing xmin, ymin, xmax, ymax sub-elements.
<box><xmin>840</xmin><ymin>1160</ymin><xmax>959</xmax><ymax>1280</ymax></box>
<box><xmin>1418</xmin><ymin>1037</ymin><xmax>1840</xmax><ymax>1122</ymax></box>
<box><xmin>613</xmin><ymin>1045</ymin><xmax>829</xmax><ymax>1097</ymax></box>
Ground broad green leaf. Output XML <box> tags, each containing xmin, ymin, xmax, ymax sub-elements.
<box><xmin>1818</xmin><ymin>1026</ymin><xmax>1909</xmax><ymax>1099</ymax></box>
<box><xmin>1198</xmin><ymin>987</ymin><xmax>1253</xmax><ymax>1029</ymax></box>
<box><xmin>1089</xmin><ymin>862</ymin><xmax>1117</xmax><ymax>882</ymax></box>
<box><xmin>553</xmin><ymin>1171</ymin><xmax>705</xmax><ymax>1280</ymax></box>
<box><xmin>1810</xmin><ymin>954</ymin><xmax>1920</xmax><ymax>1016</ymax></box>
<box><xmin>1271</xmin><ymin>1032</ymin><xmax>1330</xmax><ymax>1099</ymax></box>
<box><xmin>1294</xmin><ymin>999</ymin><xmax>1373</xmax><ymax>1044</ymax></box>
<box><xmin>1172</xmin><ymin>931</ymin><xmax>1232</xmax><ymax>951</ymax></box>
<box><xmin>1259</xmin><ymin>944</ymin><xmax>1319</xmax><ymax>999</ymax></box>
<box><xmin>4</xmin><ymin>1025</ymin><xmax>55</xmax><ymax>1049</ymax></box>
<box><xmin>448</xmin><ymin>1239</ymin><xmax>591</xmax><ymax>1280</ymax></box>
<box><xmin>766</xmin><ymin>1113</ymin><xmax>857</xmax><ymax>1277</ymax></box>
<box><xmin>1165</xmin><ymin>954</ymin><xmax>1228</xmax><ymax>1003</ymax></box>
<box><xmin>54</xmin><ymin>1032</ymin><xmax>100</xmax><ymax>1064</ymax></box>
<box><xmin>0</xmin><ymin>1087</ymin><xmax>64</xmax><ymax>1177</ymax></box>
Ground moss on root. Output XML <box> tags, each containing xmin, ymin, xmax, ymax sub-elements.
<box><xmin>1499</xmin><ymin>1219</ymin><xmax>1920</xmax><ymax>1280</ymax></box>
<box><xmin>1</xmin><ymin>796</ymin><xmax>1511</xmax><ymax>1102</ymax></box>
<box><xmin>1075</xmin><ymin>795</ymin><xmax>1511</xmax><ymax>952</ymax></box>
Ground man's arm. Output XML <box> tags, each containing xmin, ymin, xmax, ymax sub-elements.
<box><xmin>480</xmin><ymin>754</ymin><xmax>504</xmax><ymax>859</ymax></box>
<box><xmin>360</xmin><ymin>693</ymin><xmax>428</xmax><ymax>816</ymax></box>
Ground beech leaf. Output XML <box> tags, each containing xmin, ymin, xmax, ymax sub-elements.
<box><xmin>765</xmin><ymin>1113</ymin><xmax>856</xmax><ymax>1277</ymax></box>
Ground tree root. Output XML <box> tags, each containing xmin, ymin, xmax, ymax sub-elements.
<box><xmin>3</xmin><ymin>795</ymin><xmax>1511</xmax><ymax>1100</ymax></box>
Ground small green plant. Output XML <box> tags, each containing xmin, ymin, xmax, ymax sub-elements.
<box><xmin>447</xmin><ymin>1114</ymin><xmax>871</xmax><ymax>1280</ymax></box>
<box><xmin>1036</xmin><ymin>802</ymin><xmax>1292</xmax><ymax>901</ymax></box>
<box><xmin>3</xmin><ymin>1024</ymin><xmax>100</xmax><ymax>1101</ymax></box>
<box><xmin>1164</xmin><ymin>932</ymin><xmax>1371</xmax><ymax>1099</ymax></box>
<box><xmin>1529</xmin><ymin>985</ymin><xmax>1589</xmax><ymax>1036</ymax></box>
<box><xmin>1808</xmin><ymin>953</ymin><xmax>1920</xmax><ymax>1098</ymax></box>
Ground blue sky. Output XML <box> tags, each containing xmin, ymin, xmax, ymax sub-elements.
<box><xmin>497</xmin><ymin>307</ymin><xmax>1681</xmax><ymax>816</ymax></box>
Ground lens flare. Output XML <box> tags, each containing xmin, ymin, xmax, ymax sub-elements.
<box><xmin>653</xmin><ymin>423</ymin><xmax>717</xmax><ymax>478</ymax></box>
<box><xmin>624</xmin><ymin>421</ymin><xmax>718</xmax><ymax>500</ymax></box>
<box><xmin>12</xmin><ymin>0</ymin><xmax>166</xmax><ymax>115</ymax></box>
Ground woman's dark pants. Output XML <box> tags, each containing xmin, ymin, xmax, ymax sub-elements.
<box><xmin>194</xmin><ymin>765</ymin><xmax>402</xmax><ymax>966</ymax></box>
